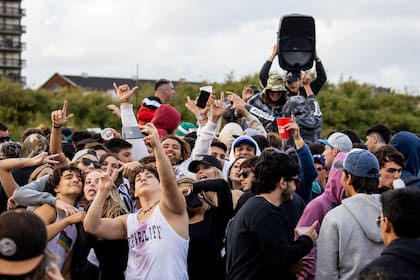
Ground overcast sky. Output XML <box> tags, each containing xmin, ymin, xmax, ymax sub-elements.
<box><xmin>22</xmin><ymin>0</ymin><xmax>420</xmax><ymax>94</ymax></box>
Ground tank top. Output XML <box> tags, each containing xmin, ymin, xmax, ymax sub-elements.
<box><xmin>47</xmin><ymin>210</ymin><xmax>77</xmax><ymax>270</ymax></box>
<box><xmin>125</xmin><ymin>205</ymin><xmax>189</xmax><ymax>280</ymax></box>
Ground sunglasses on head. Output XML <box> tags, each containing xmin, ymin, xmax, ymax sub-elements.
<box><xmin>0</xmin><ymin>136</ymin><xmax>11</xmax><ymax>142</ymax></box>
<box><xmin>239</xmin><ymin>169</ymin><xmax>251</xmax><ymax>179</ymax></box>
<box><xmin>78</xmin><ymin>158</ymin><xmax>101</xmax><ymax>168</ymax></box>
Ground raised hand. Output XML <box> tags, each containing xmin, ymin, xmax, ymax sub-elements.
<box><xmin>284</xmin><ymin>115</ymin><xmax>301</xmax><ymax>139</ymax></box>
<box><xmin>141</xmin><ymin>123</ymin><xmax>160</xmax><ymax>149</ymax></box>
<box><xmin>98</xmin><ymin>173</ymin><xmax>114</xmax><ymax>194</ymax></box>
<box><xmin>210</xmin><ymin>91</ymin><xmax>230</xmax><ymax>122</ymax></box>
<box><xmin>31</xmin><ymin>152</ymin><xmax>60</xmax><ymax>166</ymax></box>
<box><xmin>51</xmin><ymin>100</ymin><xmax>74</xmax><ymax>128</ymax></box>
<box><xmin>113</xmin><ymin>83</ymin><xmax>138</xmax><ymax>103</ymax></box>
<box><xmin>107</xmin><ymin>104</ymin><xmax>121</xmax><ymax>118</ymax></box>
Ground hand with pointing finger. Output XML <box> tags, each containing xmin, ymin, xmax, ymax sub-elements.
<box><xmin>51</xmin><ymin>100</ymin><xmax>74</xmax><ymax>128</ymax></box>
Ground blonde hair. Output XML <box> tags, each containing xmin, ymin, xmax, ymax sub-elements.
<box><xmin>88</xmin><ymin>169</ymin><xmax>128</xmax><ymax>218</ymax></box>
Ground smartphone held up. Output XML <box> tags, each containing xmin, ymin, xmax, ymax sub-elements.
<box><xmin>196</xmin><ymin>86</ymin><xmax>212</xmax><ymax>109</ymax></box>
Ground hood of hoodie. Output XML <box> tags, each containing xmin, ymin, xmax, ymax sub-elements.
<box><xmin>229</xmin><ymin>135</ymin><xmax>261</xmax><ymax>162</ymax></box>
<box><xmin>383</xmin><ymin>239</ymin><xmax>420</xmax><ymax>268</ymax></box>
<box><xmin>323</xmin><ymin>152</ymin><xmax>347</xmax><ymax>203</ymax></box>
<box><xmin>341</xmin><ymin>193</ymin><xmax>383</xmax><ymax>243</ymax></box>
<box><xmin>151</xmin><ymin>104</ymin><xmax>181</xmax><ymax>137</ymax></box>
<box><xmin>390</xmin><ymin>131</ymin><xmax>420</xmax><ymax>178</ymax></box>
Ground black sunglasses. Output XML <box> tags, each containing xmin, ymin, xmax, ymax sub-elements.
<box><xmin>0</xmin><ymin>136</ymin><xmax>11</xmax><ymax>142</ymax></box>
<box><xmin>78</xmin><ymin>158</ymin><xmax>101</xmax><ymax>168</ymax></box>
<box><xmin>239</xmin><ymin>169</ymin><xmax>251</xmax><ymax>179</ymax></box>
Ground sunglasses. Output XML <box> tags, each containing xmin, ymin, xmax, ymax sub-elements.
<box><xmin>385</xmin><ymin>168</ymin><xmax>402</xmax><ymax>174</ymax></box>
<box><xmin>288</xmin><ymin>177</ymin><xmax>301</xmax><ymax>188</ymax></box>
<box><xmin>376</xmin><ymin>215</ymin><xmax>385</xmax><ymax>227</ymax></box>
<box><xmin>0</xmin><ymin>136</ymin><xmax>11</xmax><ymax>142</ymax></box>
<box><xmin>78</xmin><ymin>158</ymin><xmax>101</xmax><ymax>168</ymax></box>
<box><xmin>239</xmin><ymin>169</ymin><xmax>251</xmax><ymax>179</ymax></box>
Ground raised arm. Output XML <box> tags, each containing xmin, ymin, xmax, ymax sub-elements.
<box><xmin>259</xmin><ymin>43</ymin><xmax>278</xmax><ymax>87</ymax></box>
<box><xmin>0</xmin><ymin>152</ymin><xmax>58</xmax><ymax>197</ymax></box>
<box><xmin>143</xmin><ymin>123</ymin><xmax>187</xmax><ymax>217</ymax></box>
<box><xmin>50</xmin><ymin>100</ymin><xmax>74</xmax><ymax>165</ymax></box>
<box><xmin>191</xmin><ymin>92</ymin><xmax>230</xmax><ymax>158</ymax></box>
<box><xmin>84</xmin><ymin>173</ymin><xmax>128</xmax><ymax>239</ymax></box>
<box><xmin>114</xmin><ymin>83</ymin><xmax>149</xmax><ymax>160</ymax></box>
<box><xmin>227</xmin><ymin>92</ymin><xmax>267</xmax><ymax>137</ymax></box>
<box><xmin>310</xmin><ymin>55</ymin><xmax>327</xmax><ymax>95</ymax></box>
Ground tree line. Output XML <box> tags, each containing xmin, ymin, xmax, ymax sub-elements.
<box><xmin>1</xmin><ymin>75</ymin><xmax>419</xmax><ymax>141</ymax></box>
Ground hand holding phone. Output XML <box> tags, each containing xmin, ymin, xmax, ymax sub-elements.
<box><xmin>196</xmin><ymin>86</ymin><xmax>212</xmax><ymax>109</ymax></box>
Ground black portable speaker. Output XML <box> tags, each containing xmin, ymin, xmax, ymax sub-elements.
<box><xmin>278</xmin><ymin>14</ymin><xmax>316</xmax><ymax>71</ymax></box>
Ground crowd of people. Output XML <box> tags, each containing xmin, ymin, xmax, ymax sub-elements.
<box><xmin>1</xmin><ymin>44</ymin><xmax>420</xmax><ymax>280</ymax></box>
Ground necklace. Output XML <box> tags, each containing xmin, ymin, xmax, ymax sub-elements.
<box><xmin>139</xmin><ymin>200</ymin><xmax>160</xmax><ymax>216</ymax></box>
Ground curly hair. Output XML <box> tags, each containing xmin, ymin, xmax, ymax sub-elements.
<box><xmin>127</xmin><ymin>165</ymin><xmax>159</xmax><ymax>197</ymax></box>
<box><xmin>161</xmin><ymin>135</ymin><xmax>191</xmax><ymax>162</ymax></box>
<box><xmin>45</xmin><ymin>164</ymin><xmax>83</xmax><ymax>195</ymax></box>
<box><xmin>253</xmin><ymin>150</ymin><xmax>300</xmax><ymax>194</ymax></box>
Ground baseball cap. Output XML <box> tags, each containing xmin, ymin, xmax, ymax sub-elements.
<box><xmin>286</xmin><ymin>71</ymin><xmax>301</xmax><ymax>83</ymax></box>
<box><xmin>313</xmin><ymin>154</ymin><xmax>325</xmax><ymax>166</ymax></box>
<box><xmin>263</xmin><ymin>74</ymin><xmax>287</xmax><ymax>94</ymax></box>
<box><xmin>0</xmin><ymin>209</ymin><xmax>47</xmax><ymax>276</ymax></box>
<box><xmin>333</xmin><ymin>149</ymin><xmax>380</xmax><ymax>178</ymax></box>
<box><xmin>319</xmin><ymin>132</ymin><xmax>352</xmax><ymax>152</ymax></box>
<box><xmin>71</xmin><ymin>148</ymin><xmax>98</xmax><ymax>163</ymax></box>
<box><xmin>188</xmin><ymin>154</ymin><xmax>222</xmax><ymax>173</ymax></box>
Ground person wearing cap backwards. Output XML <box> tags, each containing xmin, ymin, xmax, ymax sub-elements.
<box><xmin>259</xmin><ymin>43</ymin><xmax>327</xmax><ymax>97</ymax></box>
<box><xmin>177</xmin><ymin>155</ymin><xmax>233</xmax><ymax>280</ymax></box>
<box><xmin>0</xmin><ymin>209</ymin><xmax>64</xmax><ymax>279</ymax></box>
<box><xmin>315</xmin><ymin>149</ymin><xmax>385</xmax><ymax>280</ymax></box>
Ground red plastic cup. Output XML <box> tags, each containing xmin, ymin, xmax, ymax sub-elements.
<box><xmin>276</xmin><ymin>117</ymin><xmax>291</xmax><ymax>139</ymax></box>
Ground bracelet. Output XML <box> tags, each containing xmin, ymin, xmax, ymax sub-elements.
<box><xmin>53</xmin><ymin>125</ymin><xmax>62</xmax><ymax>129</ymax></box>
<box><xmin>120</xmin><ymin>99</ymin><xmax>130</xmax><ymax>103</ymax></box>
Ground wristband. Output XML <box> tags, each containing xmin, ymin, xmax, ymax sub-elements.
<box><xmin>53</xmin><ymin>125</ymin><xmax>62</xmax><ymax>129</ymax></box>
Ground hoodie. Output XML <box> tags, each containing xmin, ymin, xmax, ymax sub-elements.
<box><xmin>359</xmin><ymin>238</ymin><xmax>420</xmax><ymax>279</ymax></box>
<box><xmin>228</xmin><ymin>135</ymin><xmax>262</xmax><ymax>163</ymax></box>
<box><xmin>283</xmin><ymin>95</ymin><xmax>322</xmax><ymax>144</ymax></box>
<box><xmin>390</xmin><ymin>131</ymin><xmax>420</xmax><ymax>187</ymax></box>
<box><xmin>295</xmin><ymin>152</ymin><xmax>347</xmax><ymax>280</ymax></box>
<box><xmin>151</xmin><ymin>104</ymin><xmax>181</xmax><ymax>139</ymax></box>
<box><xmin>316</xmin><ymin>193</ymin><xmax>384</xmax><ymax>280</ymax></box>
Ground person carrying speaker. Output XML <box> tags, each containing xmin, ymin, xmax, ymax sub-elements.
<box><xmin>259</xmin><ymin>43</ymin><xmax>327</xmax><ymax>97</ymax></box>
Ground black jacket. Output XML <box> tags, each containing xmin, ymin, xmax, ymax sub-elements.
<box><xmin>359</xmin><ymin>238</ymin><xmax>420</xmax><ymax>279</ymax></box>
<box><xmin>226</xmin><ymin>197</ymin><xmax>313</xmax><ymax>280</ymax></box>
